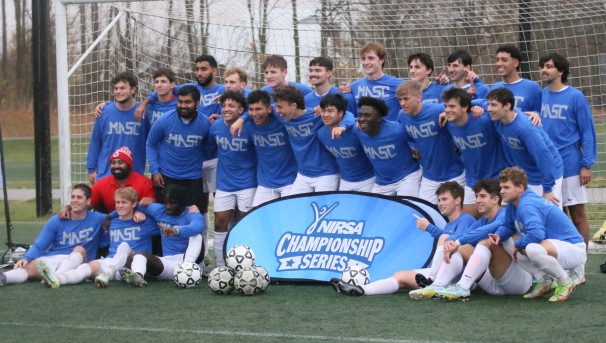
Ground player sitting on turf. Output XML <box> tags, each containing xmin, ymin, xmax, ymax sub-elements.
<box><xmin>0</xmin><ymin>184</ymin><xmax>107</xmax><ymax>288</ymax></box>
<box><xmin>55</xmin><ymin>187</ymin><xmax>158</xmax><ymax>288</ymax></box>
<box><xmin>117</xmin><ymin>184</ymin><xmax>203</xmax><ymax>287</ymax></box>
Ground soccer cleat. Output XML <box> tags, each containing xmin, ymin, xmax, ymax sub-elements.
<box><xmin>330</xmin><ymin>278</ymin><xmax>365</xmax><ymax>296</ymax></box>
<box><xmin>569</xmin><ymin>265</ymin><xmax>586</xmax><ymax>286</ymax></box>
<box><xmin>415</xmin><ymin>273</ymin><xmax>433</xmax><ymax>288</ymax></box>
<box><xmin>119</xmin><ymin>268</ymin><xmax>147</xmax><ymax>288</ymax></box>
<box><xmin>37</xmin><ymin>260</ymin><xmax>60</xmax><ymax>289</ymax></box>
<box><xmin>409</xmin><ymin>285</ymin><xmax>444</xmax><ymax>300</ymax></box>
<box><xmin>94</xmin><ymin>272</ymin><xmax>110</xmax><ymax>288</ymax></box>
<box><xmin>435</xmin><ymin>284</ymin><xmax>470</xmax><ymax>301</ymax></box>
<box><xmin>549</xmin><ymin>280</ymin><xmax>576</xmax><ymax>302</ymax></box>
<box><xmin>523</xmin><ymin>279</ymin><xmax>556</xmax><ymax>298</ymax></box>
<box><xmin>0</xmin><ymin>270</ymin><xmax>6</xmax><ymax>286</ymax></box>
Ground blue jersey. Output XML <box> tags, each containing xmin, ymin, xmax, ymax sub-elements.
<box><xmin>107</xmin><ymin>217</ymin><xmax>158</xmax><ymax>257</ymax></box>
<box><xmin>540</xmin><ymin>86</ymin><xmax>596</xmax><ymax>177</ymax></box>
<box><xmin>22</xmin><ymin>212</ymin><xmax>107</xmax><ymax>262</ymax></box>
<box><xmin>87</xmin><ymin>102</ymin><xmax>148</xmax><ymax>178</ymax></box>
<box><xmin>262</xmin><ymin>81</ymin><xmax>312</xmax><ymax>96</ymax></box>
<box><xmin>146</xmin><ymin>96</ymin><xmax>178</xmax><ymax>127</ymax></box>
<box><xmin>425</xmin><ymin>213</ymin><xmax>477</xmax><ymax>240</ymax></box>
<box><xmin>490</xmin><ymin>78</ymin><xmax>542</xmax><ymax>113</ymax></box>
<box><xmin>351</xmin><ymin>75</ymin><xmax>404</xmax><ymax>121</ymax></box>
<box><xmin>444</xmin><ymin>78</ymin><xmax>490</xmax><ymax>100</ymax></box>
<box><xmin>450</xmin><ymin>209</ymin><xmax>506</xmax><ymax>246</ymax></box>
<box><xmin>244</xmin><ymin>117</ymin><xmax>297</xmax><ymax>189</ymax></box>
<box><xmin>146</xmin><ymin>110</ymin><xmax>210</xmax><ymax>180</ymax></box>
<box><xmin>494</xmin><ymin>112</ymin><xmax>563</xmax><ymax>192</ymax></box>
<box><xmin>353</xmin><ymin>121</ymin><xmax>420</xmax><ymax>185</ymax></box>
<box><xmin>304</xmin><ymin>86</ymin><xmax>358</xmax><ymax>117</ymax></box>
<box><xmin>317</xmin><ymin>126</ymin><xmax>375</xmax><ymax>182</ymax></box>
<box><xmin>137</xmin><ymin>203</ymin><xmax>204</xmax><ymax>256</ymax></box>
<box><xmin>209</xmin><ymin>118</ymin><xmax>257</xmax><ymax>192</ymax></box>
<box><xmin>422</xmin><ymin>82</ymin><xmax>449</xmax><ymax>104</ymax></box>
<box><xmin>495</xmin><ymin>189</ymin><xmax>584</xmax><ymax>249</ymax></box>
<box><xmin>397</xmin><ymin>103</ymin><xmax>464</xmax><ymax>182</ymax></box>
<box><xmin>148</xmin><ymin>82</ymin><xmax>225</xmax><ymax>117</ymax></box>
<box><xmin>447</xmin><ymin>113</ymin><xmax>509</xmax><ymax>186</ymax></box>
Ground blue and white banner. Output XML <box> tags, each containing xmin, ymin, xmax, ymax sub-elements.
<box><xmin>225</xmin><ymin>192</ymin><xmax>445</xmax><ymax>282</ymax></box>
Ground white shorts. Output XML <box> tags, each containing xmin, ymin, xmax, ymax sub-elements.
<box><xmin>94</xmin><ymin>258</ymin><xmax>123</xmax><ymax>281</ymax></box>
<box><xmin>290</xmin><ymin>173</ymin><xmax>339</xmax><ymax>195</ymax></box>
<box><xmin>528</xmin><ymin>177</ymin><xmax>563</xmax><ymax>210</ymax></box>
<box><xmin>372</xmin><ymin>169</ymin><xmax>422</xmax><ymax>196</ymax></box>
<box><xmin>252</xmin><ymin>184</ymin><xmax>293</xmax><ymax>207</ymax></box>
<box><xmin>561</xmin><ymin>174</ymin><xmax>588</xmax><ymax>207</ymax></box>
<box><xmin>339</xmin><ymin>176</ymin><xmax>375</xmax><ymax>192</ymax></box>
<box><xmin>214</xmin><ymin>187</ymin><xmax>257</xmax><ymax>212</ymax></box>
<box><xmin>547</xmin><ymin>239</ymin><xmax>587</xmax><ymax>270</ymax></box>
<box><xmin>413</xmin><ymin>267</ymin><xmax>431</xmax><ymax>279</ymax></box>
<box><xmin>418</xmin><ymin>172</ymin><xmax>470</xmax><ymax>204</ymax></box>
<box><xmin>37</xmin><ymin>254</ymin><xmax>69</xmax><ymax>271</ymax></box>
<box><xmin>156</xmin><ymin>254</ymin><xmax>185</xmax><ymax>280</ymax></box>
<box><xmin>202</xmin><ymin>158</ymin><xmax>218</xmax><ymax>193</ymax></box>
<box><xmin>477</xmin><ymin>262</ymin><xmax>532</xmax><ymax>295</ymax></box>
<box><xmin>464</xmin><ymin>186</ymin><xmax>476</xmax><ymax>205</ymax></box>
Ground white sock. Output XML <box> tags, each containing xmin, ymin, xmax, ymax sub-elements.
<box><xmin>55</xmin><ymin>252</ymin><xmax>84</xmax><ymax>274</ymax></box>
<box><xmin>361</xmin><ymin>277</ymin><xmax>399</xmax><ymax>295</ymax></box>
<box><xmin>428</xmin><ymin>245</ymin><xmax>444</xmax><ymax>280</ymax></box>
<box><xmin>526</xmin><ymin>243</ymin><xmax>570</xmax><ymax>285</ymax></box>
<box><xmin>433</xmin><ymin>252</ymin><xmax>463</xmax><ymax>287</ymax></box>
<box><xmin>59</xmin><ymin>263</ymin><xmax>91</xmax><ymax>285</ymax></box>
<box><xmin>514</xmin><ymin>252</ymin><xmax>546</xmax><ymax>281</ymax></box>
<box><xmin>131</xmin><ymin>254</ymin><xmax>148</xmax><ymax>276</ymax></box>
<box><xmin>214</xmin><ymin>232</ymin><xmax>227</xmax><ymax>267</ymax></box>
<box><xmin>5</xmin><ymin>268</ymin><xmax>28</xmax><ymax>284</ymax></box>
<box><xmin>184</xmin><ymin>234</ymin><xmax>203</xmax><ymax>263</ymax></box>
<box><xmin>203</xmin><ymin>213</ymin><xmax>211</xmax><ymax>255</ymax></box>
<box><xmin>458</xmin><ymin>245</ymin><xmax>491</xmax><ymax>290</ymax></box>
<box><xmin>106</xmin><ymin>242</ymin><xmax>132</xmax><ymax>280</ymax></box>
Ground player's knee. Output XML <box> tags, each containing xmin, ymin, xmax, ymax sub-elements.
<box><xmin>72</xmin><ymin>246</ymin><xmax>87</xmax><ymax>261</ymax></box>
<box><xmin>478</xmin><ymin>239</ymin><xmax>491</xmax><ymax>248</ymax></box>
<box><xmin>525</xmin><ymin>243</ymin><xmax>545</xmax><ymax>259</ymax></box>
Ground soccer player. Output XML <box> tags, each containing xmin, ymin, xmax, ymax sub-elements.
<box><xmin>208</xmin><ymin>91</ymin><xmax>257</xmax><ymax>267</ymax></box>
<box><xmin>353</xmin><ymin>96</ymin><xmax>421</xmax><ymax>196</ymax></box>
<box><xmin>118</xmin><ymin>184</ymin><xmax>204</xmax><ymax>287</ymax></box>
<box><xmin>260</xmin><ymin>54</ymin><xmax>312</xmax><ymax>96</ymax></box>
<box><xmin>146</xmin><ymin>85</ymin><xmax>210</xmax><ymax>213</ymax></box>
<box><xmin>489</xmin><ymin>45</ymin><xmax>542</xmax><ymax>113</ymax></box>
<box><xmin>539</xmin><ymin>53</ymin><xmax>596</xmax><ymax>247</ymax></box>
<box><xmin>491</xmin><ymin>167</ymin><xmax>586</xmax><ymax>302</ymax></box>
<box><xmin>487</xmin><ymin>87</ymin><xmax>564</xmax><ymax>207</ymax></box>
<box><xmin>244</xmin><ymin>90</ymin><xmax>297</xmax><ymax>207</ymax></box>
<box><xmin>317</xmin><ymin>94</ymin><xmax>375</xmax><ymax>191</ymax></box>
<box><xmin>396</xmin><ymin>80</ymin><xmax>467</xmax><ymax>204</ymax></box>
<box><xmin>304</xmin><ymin>57</ymin><xmax>357</xmax><ymax>115</ymax></box>
<box><xmin>223</xmin><ymin>66</ymin><xmax>252</xmax><ymax>98</ymax></box>
<box><xmin>0</xmin><ymin>185</ymin><xmax>107</xmax><ymax>288</ymax></box>
<box><xmin>55</xmin><ymin>187</ymin><xmax>158</xmax><ymax>287</ymax></box>
<box><xmin>146</xmin><ymin>67</ymin><xmax>178</xmax><ymax>126</ymax></box>
<box><xmin>407</xmin><ymin>52</ymin><xmax>449</xmax><ymax>104</ymax></box>
<box><xmin>443</xmin><ymin>49</ymin><xmax>490</xmax><ymax>100</ymax></box>
<box><xmin>343</xmin><ymin>42</ymin><xmax>405</xmax><ymax>121</ymax></box>
<box><xmin>87</xmin><ymin>72</ymin><xmax>148</xmax><ymax>183</ymax></box>
<box><xmin>442</xmin><ymin>88</ymin><xmax>509</xmax><ymax>215</ymax></box>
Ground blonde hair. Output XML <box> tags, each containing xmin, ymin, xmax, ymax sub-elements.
<box><xmin>114</xmin><ymin>187</ymin><xmax>138</xmax><ymax>203</ymax></box>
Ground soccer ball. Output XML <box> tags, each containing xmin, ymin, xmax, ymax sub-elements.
<box><xmin>341</xmin><ymin>265</ymin><xmax>370</xmax><ymax>286</ymax></box>
<box><xmin>226</xmin><ymin>245</ymin><xmax>256</xmax><ymax>272</ymax></box>
<box><xmin>234</xmin><ymin>267</ymin><xmax>263</xmax><ymax>295</ymax></box>
<box><xmin>255</xmin><ymin>265</ymin><xmax>270</xmax><ymax>292</ymax></box>
<box><xmin>207</xmin><ymin>266</ymin><xmax>235</xmax><ymax>295</ymax></box>
<box><xmin>174</xmin><ymin>262</ymin><xmax>202</xmax><ymax>288</ymax></box>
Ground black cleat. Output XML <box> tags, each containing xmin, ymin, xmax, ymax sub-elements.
<box><xmin>415</xmin><ymin>273</ymin><xmax>433</xmax><ymax>288</ymax></box>
<box><xmin>330</xmin><ymin>278</ymin><xmax>364</xmax><ymax>296</ymax></box>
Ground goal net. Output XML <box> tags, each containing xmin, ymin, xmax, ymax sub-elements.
<box><xmin>60</xmin><ymin>0</ymin><xmax>606</xmax><ymax>231</ymax></box>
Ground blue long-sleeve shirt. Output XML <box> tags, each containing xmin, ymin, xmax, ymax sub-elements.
<box><xmin>351</xmin><ymin>75</ymin><xmax>405</xmax><ymax>121</ymax></box>
<box><xmin>146</xmin><ymin>96</ymin><xmax>178</xmax><ymax>127</ymax></box>
<box><xmin>444</xmin><ymin>78</ymin><xmax>490</xmax><ymax>100</ymax></box>
<box><xmin>107</xmin><ymin>217</ymin><xmax>158</xmax><ymax>257</ymax></box>
<box><xmin>317</xmin><ymin>126</ymin><xmax>375</xmax><ymax>182</ymax></box>
<box><xmin>304</xmin><ymin>86</ymin><xmax>358</xmax><ymax>117</ymax></box>
<box><xmin>425</xmin><ymin>213</ymin><xmax>477</xmax><ymax>239</ymax></box>
<box><xmin>422</xmin><ymin>82</ymin><xmax>449</xmax><ymax>104</ymax></box>
<box><xmin>262</xmin><ymin>81</ymin><xmax>312</xmax><ymax>97</ymax></box>
<box><xmin>490</xmin><ymin>78</ymin><xmax>542</xmax><ymax>113</ymax></box>
<box><xmin>448</xmin><ymin>208</ymin><xmax>506</xmax><ymax>246</ymax></box>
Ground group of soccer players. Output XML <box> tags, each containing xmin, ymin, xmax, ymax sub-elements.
<box><xmin>0</xmin><ymin>42</ymin><xmax>595</xmax><ymax>302</ymax></box>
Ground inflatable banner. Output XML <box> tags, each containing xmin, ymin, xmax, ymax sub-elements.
<box><xmin>225</xmin><ymin>192</ymin><xmax>445</xmax><ymax>282</ymax></box>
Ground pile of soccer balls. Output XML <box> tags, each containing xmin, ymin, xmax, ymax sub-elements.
<box><xmin>208</xmin><ymin>245</ymin><xmax>270</xmax><ymax>295</ymax></box>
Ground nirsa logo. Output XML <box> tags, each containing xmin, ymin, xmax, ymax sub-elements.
<box><xmin>275</xmin><ymin>202</ymin><xmax>384</xmax><ymax>272</ymax></box>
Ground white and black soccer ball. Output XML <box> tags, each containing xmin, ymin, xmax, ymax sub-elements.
<box><xmin>234</xmin><ymin>267</ymin><xmax>263</xmax><ymax>295</ymax></box>
<box><xmin>255</xmin><ymin>265</ymin><xmax>270</xmax><ymax>292</ymax></box>
<box><xmin>341</xmin><ymin>265</ymin><xmax>370</xmax><ymax>286</ymax></box>
<box><xmin>226</xmin><ymin>245</ymin><xmax>256</xmax><ymax>272</ymax></box>
<box><xmin>174</xmin><ymin>262</ymin><xmax>202</xmax><ymax>288</ymax></box>
<box><xmin>207</xmin><ymin>266</ymin><xmax>235</xmax><ymax>295</ymax></box>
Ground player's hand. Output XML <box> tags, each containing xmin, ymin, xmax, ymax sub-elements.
<box><xmin>339</xmin><ymin>82</ymin><xmax>352</xmax><ymax>94</ymax></box>
<box><xmin>158</xmin><ymin>224</ymin><xmax>178</xmax><ymax>236</ymax></box>
<box><xmin>488</xmin><ymin>233</ymin><xmax>501</xmax><ymax>246</ymax></box>
<box><xmin>208</xmin><ymin>114</ymin><xmax>221</xmax><ymax>124</ymax></box>
<box><xmin>580</xmin><ymin>167</ymin><xmax>591</xmax><ymax>186</ymax></box>
<box><xmin>139</xmin><ymin>197</ymin><xmax>154</xmax><ymax>207</ymax></box>
<box><xmin>211</xmin><ymin>94</ymin><xmax>221</xmax><ymax>103</ymax></box>
<box><xmin>443</xmin><ymin>240</ymin><xmax>459</xmax><ymax>263</ymax></box>
<box><xmin>511</xmin><ymin>245</ymin><xmax>520</xmax><ymax>263</ymax></box>
<box><xmin>188</xmin><ymin>205</ymin><xmax>200</xmax><ymax>213</ymax></box>
<box><xmin>331</xmin><ymin>126</ymin><xmax>346</xmax><ymax>139</ymax></box>
<box><xmin>412</xmin><ymin>214</ymin><xmax>430</xmax><ymax>231</ymax></box>
<box><xmin>313</xmin><ymin>106</ymin><xmax>321</xmax><ymax>116</ymax></box>
<box><xmin>411</xmin><ymin>147</ymin><xmax>421</xmax><ymax>161</ymax></box>
<box><xmin>58</xmin><ymin>205</ymin><xmax>71</xmax><ymax>220</ymax></box>
<box><xmin>471</xmin><ymin>105</ymin><xmax>484</xmax><ymax>118</ymax></box>
<box><xmin>464</xmin><ymin>70</ymin><xmax>479</xmax><ymax>82</ymax></box>
<box><xmin>466</xmin><ymin>78</ymin><xmax>476</xmax><ymax>97</ymax></box>
<box><xmin>542</xmin><ymin>192</ymin><xmax>560</xmax><ymax>206</ymax></box>
<box><xmin>436</xmin><ymin>68</ymin><xmax>449</xmax><ymax>84</ymax></box>
<box><xmin>152</xmin><ymin>173</ymin><xmax>165</xmax><ymax>188</ymax></box>
<box><xmin>438</xmin><ymin>112</ymin><xmax>447</xmax><ymax>127</ymax></box>
<box><xmin>133</xmin><ymin>211</ymin><xmax>146</xmax><ymax>223</ymax></box>
<box><xmin>230</xmin><ymin>118</ymin><xmax>245</xmax><ymax>137</ymax></box>
<box><xmin>94</xmin><ymin>102</ymin><xmax>106</xmax><ymax>118</ymax></box>
<box><xmin>524</xmin><ymin>111</ymin><xmax>542</xmax><ymax>126</ymax></box>
<box><xmin>13</xmin><ymin>259</ymin><xmax>28</xmax><ymax>269</ymax></box>
<box><xmin>134</xmin><ymin>100</ymin><xmax>149</xmax><ymax>123</ymax></box>
<box><xmin>102</xmin><ymin>215</ymin><xmax>111</xmax><ymax>232</ymax></box>
<box><xmin>87</xmin><ymin>172</ymin><xmax>97</xmax><ymax>185</ymax></box>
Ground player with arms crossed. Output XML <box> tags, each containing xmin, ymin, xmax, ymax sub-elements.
<box><xmin>261</xmin><ymin>54</ymin><xmax>312</xmax><ymax>96</ymax></box>
<box><xmin>407</xmin><ymin>52</ymin><xmax>449</xmax><ymax>104</ymax></box>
